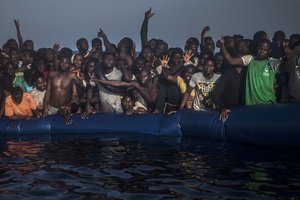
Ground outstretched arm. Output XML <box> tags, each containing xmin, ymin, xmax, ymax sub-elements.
<box><xmin>14</xmin><ymin>19</ymin><xmax>24</xmax><ymax>50</ymax></box>
<box><xmin>219</xmin><ymin>36</ymin><xmax>244</xmax><ymax>66</ymax></box>
<box><xmin>93</xmin><ymin>78</ymin><xmax>133</xmax><ymax>88</ymax></box>
<box><xmin>140</xmin><ymin>8</ymin><xmax>155</xmax><ymax>49</ymax></box>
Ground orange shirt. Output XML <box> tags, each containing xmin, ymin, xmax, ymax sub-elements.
<box><xmin>5</xmin><ymin>93</ymin><xmax>37</xmax><ymax>117</ymax></box>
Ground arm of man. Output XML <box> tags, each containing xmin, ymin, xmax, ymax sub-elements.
<box><xmin>180</xmin><ymin>86</ymin><xmax>193</xmax><ymax>110</ymax></box>
<box><xmin>200</xmin><ymin>26</ymin><xmax>210</xmax><ymax>49</ymax></box>
<box><xmin>140</xmin><ymin>8</ymin><xmax>154</xmax><ymax>49</ymax></box>
<box><xmin>14</xmin><ymin>19</ymin><xmax>24</xmax><ymax>50</ymax></box>
<box><xmin>93</xmin><ymin>78</ymin><xmax>133</xmax><ymax>88</ymax></box>
<box><xmin>43</xmin><ymin>73</ymin><xmax>53</xmax><ymax>116</ymax></box>
<box><xmin>98</xmin><ymin>29</ymin><xmax>116</xmax><ymax>53</ymax></box>
<box><xmin>81</xmin><ymin>87</ymin><xmax>93</xmax><ymax>119</ymax></box>
<box><xmin>219</xmin><ymin>36</ymin><xmax>245</xmax><ymax>66</ymax></box>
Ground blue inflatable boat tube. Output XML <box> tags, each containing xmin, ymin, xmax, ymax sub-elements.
<box><xmin>0</xmin><ymin>103</ymin><xmax>299</xmax><ymax>148</ymax></box>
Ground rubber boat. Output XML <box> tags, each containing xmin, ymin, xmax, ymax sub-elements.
<box><xmin>0</xmin><ymin>103</ymin><xmax>299</xmax><ymax>148</ymax></box>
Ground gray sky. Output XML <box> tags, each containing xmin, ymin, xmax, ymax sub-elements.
<box><xmin>1</xmin><ymin>0</ymin><xmax>299</xmax><ymax>51</ymax></box>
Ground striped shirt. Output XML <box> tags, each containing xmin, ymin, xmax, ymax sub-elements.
<box><xmin>5</xmin><ymin>93</ymin><xmax>37</xmax><ymax>117</ymax></box>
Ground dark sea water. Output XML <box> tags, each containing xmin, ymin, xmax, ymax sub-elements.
<box><xmin>0</xmin><ymin>134</ymin><xmax>299</xmax><ymax>200</ymax></box>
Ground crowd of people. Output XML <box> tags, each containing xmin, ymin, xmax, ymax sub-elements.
<box><xmin>1</xmin><ymin>8</ymin><xmax>300</xmax><ymax>124</ymax></box>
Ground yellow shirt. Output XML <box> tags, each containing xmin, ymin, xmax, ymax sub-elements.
<box><xmin>177</xmin><ymin>76</ymin><xmax>195</xmax><ymax>109</ymax></box>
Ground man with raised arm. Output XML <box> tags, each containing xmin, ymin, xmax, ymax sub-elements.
<box><xmin>218</xmin><ymin>36</ymin><xmax>281</xmax><ymax>120</ymax></box>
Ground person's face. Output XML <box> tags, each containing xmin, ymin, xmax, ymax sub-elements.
<box><xmin>117</xmin><ymin>39</ymin><xmax>129</xmax><ymax>51</ymax></box>
<box><xmin>203</xmin><ymin>60</ymin><xmax>215</xmax><ymax>77</ymax></box>
<box><xmin>184</xmin><ymin>67</ymin><xmax>194</xmax><ymax>83</ymax></box>
<box><xmin>45</xmin><ymin>49</ymin><xmax>54</xmax><ymax>61</ymax></box>
<box><xmin>135</xmin><ymin>59</ymin><xmax>146</xmax><ymax>72</ymax></box>
<box><xmin>237</xmin><ymin>41</ymin><xmax>249</xmax><ymax>55</ymax></box>
<box><xmin>73</xmin><ymin>54</ymin><xmax>83</xmax><ymax>69</ymax></box>
<box><xmin>10</xmin><ymin>49</ymin><xmax>19</xmax><ymax>62</ymax></box>
<box><xmin>155</xmin><ymin>44</ymin><xmax>167</xmax><ymax>57</ymax></box>
<box><xmin>24</xmin><ymin>41</ymin><xmax>34</xmax><ymax>51</ymax></box>
<box><xmin>122</xmin><ymin>96</ymin><xmax>134</xmax><ymax>112</ymax></box>
<box><xmin>116</xmin><ymin>60</ymin><xmax>127</xmax><ymax>70</ymax></box>
<box><xmin>22</xmin><ymin>53</ymin><xmax>33</xmax><ymax>65</ymax></box>
<box><xmin>215</xmin><ymin>55</ymin><xmax>224</xmax><ymax>69</ymax></box>
<box><xmin>188</xmin><ymin>43</ymin><xmax>198</xmax><ymax>55</ymax></box>
<box><xmin>1</xmin><ymin>57</ymin><xmax>10</xmax><ymax>69</ymax></box>
<box><xmin>148</xmin><ymin>39</ymin><xmax>157</xmax><ymax>50</ymax></box>
<box><xmin>59</xmin><ymin>57</ymin><xmax>71</xmax><ymax>72</ymax></box>
<box><xmin>142</xmin><ymin>48</ymin><xmax>154</xmax><ymax>61</ymax></box>
<box><xmin>37</xmin><ymin>62</ymin><xmax>47</xmax><ymax>72</ymax></box>
<box><xmin>257</xmin><ymin>42</ymin><xmax>270</xmax><ymax>60</ymax></box>
<box><xmin>92</xmin><ymin>41</ymin><xmax>102</xmax><ymax>51</ymax></box>
<box><xmin>35</xmin><ymin>77</ymin><xmax>47</xmax><ymax>91</ymax></box>
<box><xmin>104</xmin><ymin>55</ymin><xmax>115</xmax><ymax>69</ymax></box>
<box><xmin>79</xmin><ymin>40</ymin><xmax>89</xmax><ymax>51</ymax></box>
<box><xmin>12</xmin><ymin>93</ymin><xmax>23</xmax><ymax>105</ymax></box>
<box><xmin>205</xmin><ymin>39</ymin><xmax>215</xmax><ymax>54</ymax></box>
<box><xmin>8</xmin><ymin>40</ymin><xmax>18</xmax><ymax>49</ymax></box>
<box><xmin>137</xmin><ymin>69</ymin><xmax>150</xmax><ymax>86</ymax></box>
<box><xmin>6</xmin><ymin>63</ymin><xmax>15</xmax><ymax>76</ymax></box>
<box><xmin>172</xmin><ymin>53</ymin><xmax>183</xmax><ymax>66</ymax></box>
<box><xmin>2</xmin><ymin>45</ymin><xmax>9</xmax><ymax>54</ymax></box>
<box><xmin>226</xmin><ymin>38</ymin><xmax>235</xmax><ymax>48</ymax></box>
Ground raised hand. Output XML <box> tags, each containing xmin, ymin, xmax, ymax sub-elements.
<box><xmin>202</xmin><ymin>26</ymin><xmax>211</xmax><ymax>33</ymax></box>
<box><xmin>145</xmin><ymin>8</ymin><xmax>155</xmax><ymax>19</ymax></box>
<box><xmin>98</xmin><ymin>28</ymin><xmax>105</xmax><ymax>38</ymax></box>
<box><xmin>14</xmin><ymin>19</ymin><xmax>20</xmax><ymax>29</ymax></box>
<box><xmin>53</xmin><ymin>43</ymin><xmax>60</xmax><ymax>53</ymax></box>
<box><xmin>184</xmin><ymin>50</ymin><xmax>194</xmax><ymax>63</ymax></box>
<box><xmin>159</xmin><ymin>55</ymin><xmax>170</xmax><ymax>68</ymax></box>
<box><xmin>219</xmin><ymin>35</ymin><xmax>225</xmax><ymax>47</ymax></box>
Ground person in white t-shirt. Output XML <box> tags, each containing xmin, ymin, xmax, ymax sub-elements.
<box><xmin>180</xmin><ymin>56</ymin><xmax>220</xmax><ymax>111</ymax></box>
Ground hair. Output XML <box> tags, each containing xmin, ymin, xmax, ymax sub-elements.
<box><xmin>6</xmin><ymin>39</ymin><xmax>18</xmax><ymax>48</ymax></box>
<box><xmin>23</xmin><ymin>50</ymin><xmax>35</xmax><ymax>58</ymax></box>
<box><xmin>272</xmin><ymin>31</ymin><xmax>285</xmax><ymax>42</ymax></box>
<box><xmin>204</xmin><ymin>56</ymin><xmax>216</xmax><ymax>66</ymax></box>
<box><xmin>171</xmin><ymin>47</ymin><xmax>183</xmax><ymax>56</ymax></box>
<box><xmin>32</xmin><ymin>72</ymin><xmax>45</xmax><ymax>84</ymax></box>
<box><xmin>121</xmin><ymin>92</ymin><xmax>136</xmax><ymax>102</ymax></box>
<box><xmin>92</xmin><ymin>38</ymin><xmax>102</xmax><ymax>47</ymax></box>
<box><xmin>9</xmin><ymin>47</ymin><xmax>19</xmax><ymax>56</ymax></box>
<box><xmin>58</xmin><ymin>47</ymin><xmax>73</xmax><ymax>59</ymax></box>
<box><xmin>11</xmin><ymin>86</ymin><xmax>23</xmax><ymax>97</ymax></box>
<box><xmin>182</xmin><ymin>64</ymin><xmax>196</xmax><ymax>74</ymax></box>
<box><xmin>186</xmin><ymin>37</ymin><xmax>200</xmax><ymax>47</ymax></box>
<box><xmin>141</xmin><ymin>45</ymin><xmax>153</xmax><ymax>53</ymax></box>
<box><xmin>103</xmin><ymin>51</ymin><xmax>116</xmax><ymax>60</ymax></box>
<box><xmin>76</xmin><ymin>38</ymin><xmax>88</xmax><ymax>47</ymax></box>
<box><xmin>289</xmin><ymin>34</ymin><xmax>300</xmax><ymax>49</ymax></box>
<box><xmin>24</xmin><ymin>39</ymin><xmax>34</xmax><ymax>47</ymax></box>
<box><xmin>258</xmin><ymin>39</ymin><xmax>271</xmax><ymax>48</ymax></box>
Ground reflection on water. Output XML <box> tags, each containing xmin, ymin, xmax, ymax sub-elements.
<box><xmin>0</xmin><ymin>136</ymin><xmax>299</xmax><ymax>200</ymax></box>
